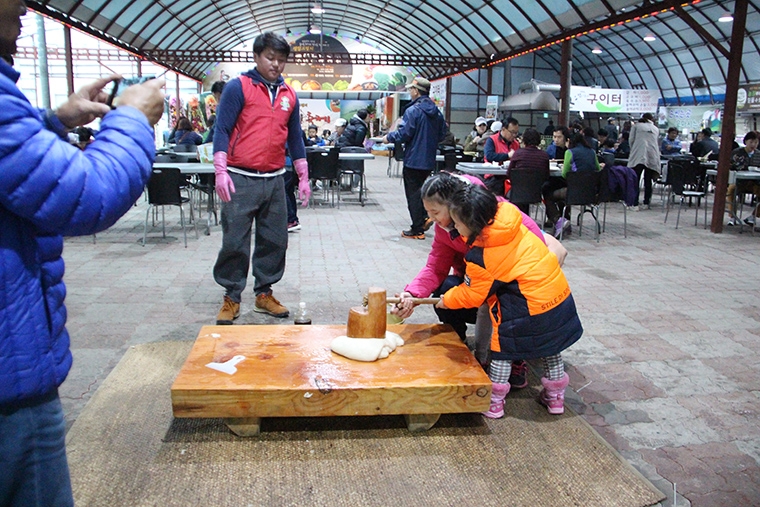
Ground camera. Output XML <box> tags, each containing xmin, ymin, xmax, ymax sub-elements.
<box><xmin>107</xmin><ymin>76</ymin><xmax>155</xmax><ymax>108</ymax></box>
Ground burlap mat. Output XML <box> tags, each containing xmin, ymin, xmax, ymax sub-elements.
<box><xmin>66</xmin><ymin>341</ymin><xmax>664</xmax><ymax>507</ymax></box>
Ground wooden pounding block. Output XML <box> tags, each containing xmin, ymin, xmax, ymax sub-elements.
<box><xmin>171</xmin><ymin>324</ymin><xmax>492</xmax><ymax>433</ymax></box>
<box><xmin>346</xmin><ymin>286</ymin><xmax>386</xmax><ymax>338</ymax></box>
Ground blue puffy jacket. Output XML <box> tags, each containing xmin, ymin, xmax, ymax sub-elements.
<box><xmin>0</xmin><ymin>61</ymin><xmax>155</xmax><ymax>405</ymax></box>
<box><xmin>387</xmin><ymin>95</ymin><xmax>446</xmax><ymax>170</ymax></box>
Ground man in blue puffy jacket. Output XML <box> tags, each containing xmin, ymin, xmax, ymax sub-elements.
<box><xmin>382</xmin><ymin>77</ymin><xmax>446</xmax><ymax>239</ymax></box>
<box><xmin>0</xmin><ymin>2</ymin><xmax>165</xmax><ymax>504</ymax></box>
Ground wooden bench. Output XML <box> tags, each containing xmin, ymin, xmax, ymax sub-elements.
<box><xmin>171</xmin><ymin>324</ymin><xmax>491</xmax><ymax>435</ymax></box>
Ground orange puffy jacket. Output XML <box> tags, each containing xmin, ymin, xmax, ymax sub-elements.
<box><xmin>442</xmin><ymin>202</ymin><xmax>583</xmax><ymax>360</ymax></box>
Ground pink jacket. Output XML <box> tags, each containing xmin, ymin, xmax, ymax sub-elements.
<box><xmin>405</xmin><ymin>204</ymin><xmax>545</xmax><ymax>297</ymax></box>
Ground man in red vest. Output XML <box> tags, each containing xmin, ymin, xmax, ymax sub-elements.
<box><xmin>484</xmin><ymin>117</ymin><xmax>520</xmax><ymax>164</ymax></box>
<box><xmin>212</xmin><ymin>32</ymin><xmax>310</xmax><ymax>324</ymax></box>
<box><xmin>483</xmin><ymin>117</ymin><xmax>520</xmax><ymax>196</ymax></box>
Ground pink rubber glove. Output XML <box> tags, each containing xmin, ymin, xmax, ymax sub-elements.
<box><xmin>294</xmin><ymin>158</ymin><xmax>311</xmax><ymax>207</ymax></box>
<box><xmin>214</xmin><ymin>152</ymin><xmax>235</xmax><ymax>202</ymax></box>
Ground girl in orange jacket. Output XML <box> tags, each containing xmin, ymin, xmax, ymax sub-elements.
<box><xmin>436</xmin><ymin>184</ymin><xmax>583</xmax><ymax>417</ymax></box>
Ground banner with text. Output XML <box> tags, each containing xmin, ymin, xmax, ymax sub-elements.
<box><xmin>570</xmin><ymin>86</ymin><xmax>660</xmax><ymax>114</ymax></box>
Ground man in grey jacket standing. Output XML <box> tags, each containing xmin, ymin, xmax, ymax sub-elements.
<box><xmin>382</xmin><ymin>77</ymin><xmax>446</xmax><ymax>239</ymax></box>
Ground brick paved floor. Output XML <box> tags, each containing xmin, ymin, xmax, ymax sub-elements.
<box><xmin>60</xmin><ymin>157</ymin><xmax>760</xmax><ymax>507</ymax></box>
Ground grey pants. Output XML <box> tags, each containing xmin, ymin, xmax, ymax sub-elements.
<box><xmin>213</xmin><ymin>172</ymin><xmax>288</xmax><ymax>302</ymax></box>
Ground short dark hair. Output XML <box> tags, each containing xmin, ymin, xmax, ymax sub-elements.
<box><xmin>744</xmin><ymin>131</ymin><xmax>758</xmax><ymax>143</ymax></box>
<box><xmin>447</xmin><ymin>184</ymin><xmax>498</xmax><ymax>246</ymax></box>
<box><xmin>701</xmin><ymin>128</ymin><xmax>713</xmax><ymax>137</ymax></box>
<box><xmin>554</xmin><ymin>126</ymin><xmax>570</xmax><ymax>140</ymax></box>
<box><xmin>420</xmin><ymin>172</ymin><xmax>465</xmax><ymax>206</ymax></box>
<box><xmin>597</xmin><ymin>128</ymin><xmax>609</xmax><ymax>137</ymax></box>
<box><xmin>253</xmin><ymin>32</ymin><xmax>290</xmax><ymax>57</ymax></box>
<box><xmin>506</xmin><ymin>117</ymin><xmax>519</xmax><ymax>129</ymax></box>
<box><xmin>211</xmin><ymin>81</ymin><xmax>226</xmax><ymax>95</ymax></box>
<box><xmin>357</xmin><ymin>109</ymin><xmax>368</xmax><ymax>120</ymax></box>
<box><xmin>641</xmin><ymin>112</ymin><xmax>654</xmax><ymax>122</ymax></box>
<box><xmin>521</xmin><ymin>128</ymin><xmax>541</xmax><ymax>147</ymax></box>
<box><xmin>603</xmin><ymin>138</ymin><xmax>615</xmax><ymax>149</ymax></box>
<box><xmin>583</xmin><ymin>127</ymin><xmax>596</xmax><ymax>138</ymax></box>
<box><xmin>667</xmin><ymin>127</ymin><xmax>679</xmax><ymax>134</ymax></box>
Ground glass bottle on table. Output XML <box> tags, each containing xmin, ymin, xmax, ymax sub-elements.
<box><xmin>293</xmin><ymin>302</ymin><xmax>312</xmax><ymax>325</ymax></box>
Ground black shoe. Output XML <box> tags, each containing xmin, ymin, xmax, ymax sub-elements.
<box><xmin>401</xmin><ymin>229</ymin><xmax>425</xmax><ymax>240</ymax></box>
<box><xmin>509</xmin><ymin>360</ymin><xmax>529</xmax><ymax>389</ymax></box>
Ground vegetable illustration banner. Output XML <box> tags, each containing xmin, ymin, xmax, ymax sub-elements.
<box><xmin>202</xmin><ymin>35</ymin><xmax>414</xmax><ymax>93</ymax></box>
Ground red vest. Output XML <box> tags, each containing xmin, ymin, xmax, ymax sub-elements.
<box><xmin>484</xmin><ymin>132</ymin><xmax>519</xmax><ymax>163</ymax></box>
<box><xmin>227</xmin><ymin>76</ymin><xmax>297</xmax><ymax>172</ymax></box>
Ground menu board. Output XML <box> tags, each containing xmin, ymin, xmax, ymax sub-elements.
<box><xmin>570</xmin><ymin>86</ymin><xmax>660</xmax><ymax>113</ymax></box>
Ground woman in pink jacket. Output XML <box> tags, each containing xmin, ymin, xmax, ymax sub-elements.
<box><xmin>393</xmin><ymin>172</ymin><xmax>566</xmax><ymax>385</ymax></box>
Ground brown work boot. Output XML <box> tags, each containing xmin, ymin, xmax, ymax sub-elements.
<box><xmin>216</xmin><ymin>295</ymin><xmax>240</xmax><ymax>325</ymax></box>
<box><xmin>254</xmin><ymin>291</ymin><xmax>289</xmax><ymax>318</ymax></box>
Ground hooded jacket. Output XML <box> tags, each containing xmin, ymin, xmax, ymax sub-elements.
<box><xmin>336</xmin><ymin>115</ymin><xmax>368</xmax><ymax>148</ymax></box>
<box><xmin>442</xmin><ymin>203</ymin><xmax>582</xmax><ymax>360</ymax></box>
<box><xmin>386</xmin><ymin>95</ymin><xmax>446</xmax><ymax>170</ymax></box>
<box><xmin>0</xmin><ymin>60</ymin><xmax>155</xmax><ymax>405</ymax></box>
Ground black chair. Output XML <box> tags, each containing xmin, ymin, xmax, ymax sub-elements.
<box><xmin>561</xmin><ymin>170</ymin><xmax>602</xmax><ymax>242</ymax></box>
<box><xmin>443</xmin><ymin>153</ymin><xmax>473</xmax><ymax>172</ymax></box>
<box><xmin>142</xmin><ymin>167</ymin><xmax>198</xmax><ymax>247</ymax></box>
<box><xmin>173</xmin><ymin>144</ymin><xmax>197</xmax><ymax>153</ymax></box>
<box><xmin>306</xmin><ymin>147</ymin><xmax>341</xmax><ymax>208</ymax></box>
<box><xmin>597</xmin><ymin>167</ymin><xmax>627</xmax><ymax>238</ymax></box>
<box><xmin>388</xmin><ymin>141</ymin><xmax>404</xmax><ymax>178</ymax></box>
<box><xmin>664</xmin><ymin>157</ymin><xmax>708</xmax><ymax>229</ymax></box>
<box><xmin>339</xmin><ymin>146</ymin><xmax>368</xmax><ymax>206</ymax></box>
<box><xmin>508</xmin><ymin>168</ymin><xmax>549</xmax><ymax>229</ymax></box>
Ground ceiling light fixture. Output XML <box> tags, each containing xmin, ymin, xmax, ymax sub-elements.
<box><xmin>332</xmin><ymin>29</ymin><xmax>338</xmax><ymax>36</ymax></box>
<box><xmin>309</xmin><ymin>24</ymin><xmax>321</xmax><ymax>34</ymax></box>
<box><xmin>718</xmin><ymin>12</ymin><xmax>733</xmax><ymax>22</ymax></box>
<box><xmin>591</xmin><ymin>48</ymin><xmax>603</xmax><ymax>54</ymax></box>
<box><xmin>643</xmin><ymin>34</ymin><xmax>656</xmax><ymax>42</ymax></box>
<box><xmin>355</xmin><ymin>35</ymin><xmax>361</xmax><ymax>42</ymax></box>
<box><xmin>286</xmin><ymin>28</ymin><xmax>292</xmax><ymax>36</ymax></box>
<box><xmin>311</xmin><ymin>3</ymin><xmax>325</xmax><ymax>14</ymax></box>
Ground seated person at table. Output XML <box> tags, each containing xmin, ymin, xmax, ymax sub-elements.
<box><xmin>484</xmin><ymin>118</ymin><xmax>520</xmax><ymax>196</ymax></box>
<box><xmin>614</xmin><ymin>131</ymin><xmax>630</xmax><ymax>158</ymax></box>
<box><xmin>543</xmin><ymin>132</ymin><xmax>600</xmax><ymax>238</ymax></box>
<box><xmin>691</xmin><ymin>128</ymin><xmax>719</xmax><ymax>159</ymax></box>
<box><xmin>306</xmin><ymin>124</ymin><xmax>325</xmax><ymax>146</ymax></box>
<box><xmin>596</xmin><ymin>128</ymin><xmax>609</xmax><ymax>151</ymax></box>
<box><xmin>598</xmin><ymin>138</ymin><xmax>616</xmax><ymax>168</ymax></box>
<box><xmin>337</xmin><ymin>109</ymin><xmax>369</xmax><ymax>148</ymax></box>
<box><xmin>506</xmin><ymin>128</ymin><xmax>550</xmax><ymax>214</ymax></box>
<box><xmin>546</xmin><ymin>126</ymin><xmax>569</xmax><ymax>161</ymax></box>
<box><xmin>726</xmin><ymin>131</ymin><xmax>760</xmax><ymax>227</ymax></box>
<box><xmin>463</xmin><ymin>116</ymin><xmax>489</xmax><ymax>154</ymax></box>
<box><xmin>436</xmin><ymin>184</ymin><xmax>582</xmax><ymax>417</ymax></box>
<box><xmin>169</xmin><ymin>117</ymin><xmax>203</xmax><ymax>146</ymax></box>
<box><xmin>583</xmin><ymin>127</ymin><xmax>599</xmax><ymax>152</ymax></box>
<box><xmin>327</xmin><ymin>118</ymin><xmax>347</xmax><ymax>146</ymax></box>
<box><xmin>661</xmin><ymin>127</ymin><xmax>682</xmax><ymax>155</ymax></box>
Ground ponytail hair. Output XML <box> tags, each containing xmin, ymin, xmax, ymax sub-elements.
<box><xmin>420</xmin><ymin>172</ymin><xmax>466</xmax><ymax>205</ymax></box>
<box><xmin>447</xmin><ymin>184</ymin><xmax>498</xmax><ymax>245</ymax></box>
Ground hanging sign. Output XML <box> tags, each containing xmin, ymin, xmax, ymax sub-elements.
<box><xmin>570</xmin><ymin>86</ymin><xmax>660</xmax><ymax>113</ymax></box>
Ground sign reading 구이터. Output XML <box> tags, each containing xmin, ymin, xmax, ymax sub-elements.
<box><xmin>570</xmin><ymin>86</ymin><xmax>660</xmax><ymax>114</ymax></box>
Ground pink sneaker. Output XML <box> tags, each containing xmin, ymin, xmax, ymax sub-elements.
<box><xmin>538</xmin><ymin>373</ymin><xmax>569</xmax><ymax>415</ymax></box>
<box><xmin>482</xmin><ymin>382</ymin><xmax>510</xmax><ymax>419</ymax></box>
